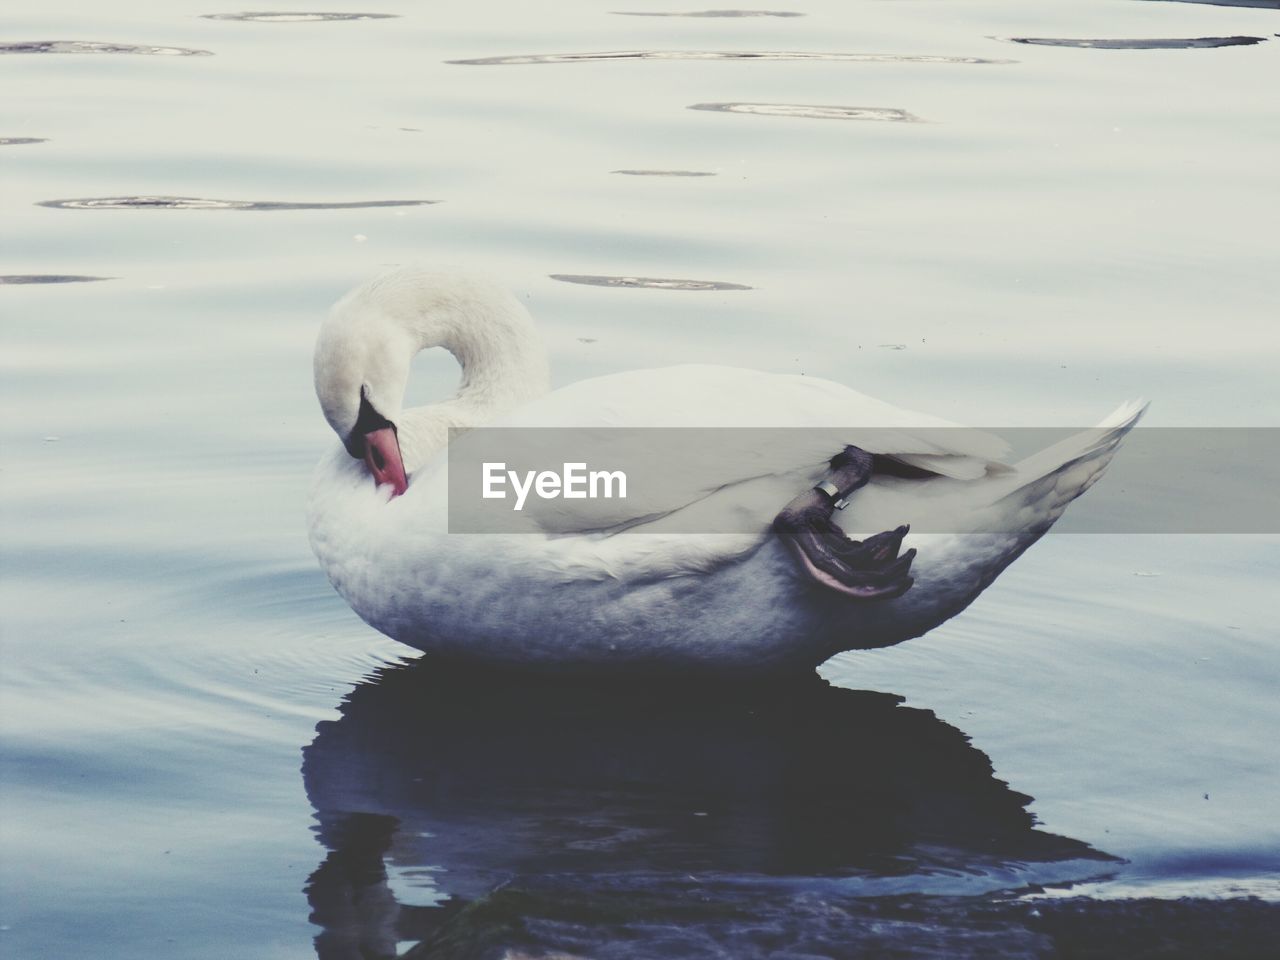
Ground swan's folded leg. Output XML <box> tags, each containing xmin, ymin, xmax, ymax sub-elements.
<box><xmin>772</xmin><ymin>446</ymin><xmax>916</xmax><ymax>600</ymax></box>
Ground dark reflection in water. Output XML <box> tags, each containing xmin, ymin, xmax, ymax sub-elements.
<box><xmin>201</xmin><ymin>12</ymin><xmax>400</xmax><ymax>22</ymax></box>
<box><xmin>612</xmin><ymin>169</ymin><xmax>717</xmax><ymax>176</ymax></box>
<box><xmin>0</xmin><ymin>137</ymin><xmax>47</xmax><ymax>145</ymax></box>
<box><xmin>550</xmin><ymin>273</ymin><xmax>751</xmax><ymax>290</ymax></box>
<box><xmin>450</xmin><ymin>50</ymin><xmax>1014</xmax><ymax>66</ymax></box>
<box><xmin>613</xmin><ymin>9</ymin><xmax>806</xmax><ymax>16</ymax></box>
<box><xmin>691</xmin><ymin>101</ymin><xmax>922</xmax><ymax>122</ymax></box>
<box><xmin>302</xmin><ymin>663</ymin><xmax>1115</xmax><ymax>958</ymax></box>
<box><xmin>1000</xmin><ymin>36</ymin><xmax>1267</xmax><ymax>49</ymax></box>
<box><xmin>37</xmin><ymin>195</ymin><xmax>433</xmax><ymax>211</ymax></box>
<box><xmin>0</xmin><ymin>40</ymin><xmax>213</xmax><ymax>56</ymax></box>
<box><xmin>0</xmin><ymin>274</ymin><xmax>112</xmax><ymax>284</ymax></box>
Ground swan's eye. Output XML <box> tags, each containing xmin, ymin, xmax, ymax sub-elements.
<box><xmin>349</xmin><ymin>392</ymin><xmax>396</xmax><ymax>460</ymax></box>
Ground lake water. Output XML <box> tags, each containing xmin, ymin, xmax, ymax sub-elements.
<box><xmin>2</xmin><ymin>1</ymin><xmax>1278</xmax><ymax>957</ymax></box>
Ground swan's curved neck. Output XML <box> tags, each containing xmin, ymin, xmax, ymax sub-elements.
<box><xmin>379</xmin><ymin>275</ymin><xmax>551</xmax><ymax>470</ymax></box>
<box><xmin>432</xmin><ymin>303</ymin><xmax>549</xmax><ymax>418</ymax></box>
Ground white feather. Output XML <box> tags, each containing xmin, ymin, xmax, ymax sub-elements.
<box><xmin>309</xmin><ymin>266</ymin><xmax>1145</xmax><ymax>673</ymax></box>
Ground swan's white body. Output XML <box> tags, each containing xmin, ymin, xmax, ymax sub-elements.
<box><xmin>309</xmin><ymin>267</ymin><xmax>1145</xmax><ymax>674</ymax></box>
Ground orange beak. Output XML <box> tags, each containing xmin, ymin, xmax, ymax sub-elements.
<box><xmin>362</xmin><ymin>426</ymin><xmax>408</xmax><ymax>497</ymax></box>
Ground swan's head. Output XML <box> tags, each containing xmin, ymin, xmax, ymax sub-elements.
<box><xmin>314</xmin><ymin>266</ymin><xmax>549</xmax><ymax>498</ymax></box>
<box><xmin>313</xmin><ymin>276</ymin><xmax>423</xmax><ymax>498</ymax></box>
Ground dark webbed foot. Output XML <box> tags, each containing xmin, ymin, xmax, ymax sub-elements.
<box><xmin>774</xmin><ymin>507</ymin><xmax>916</xmax><ymax>600</ymax></box>
<box><xmin>773</xmin><ymin>446</ymin><xmax>915</xmax><ymax>600</ymax></box>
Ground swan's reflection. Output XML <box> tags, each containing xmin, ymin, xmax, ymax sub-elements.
<box><xmin>302</xmin><ymin>662</ymin><xmax>1114</xmax><ymax>958</ymax></box>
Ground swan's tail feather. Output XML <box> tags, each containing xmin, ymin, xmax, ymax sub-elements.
<box><xmin>998</xmin><ymin>399</ymin><xmax>1148</xmax><ymax>530</ymax></box>
<box><xmin>1014</xmin><ymin>399</ymin><xmax>1147</xmax><ymax>476</ymax></box>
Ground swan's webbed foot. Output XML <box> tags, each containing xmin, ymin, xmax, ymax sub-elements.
<box><xmin>772</xmin><ymin>446</ymin><xmax>915</xmax><ymax>601</ymax></box>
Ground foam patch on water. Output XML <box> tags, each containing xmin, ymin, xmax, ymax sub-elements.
<box><xmin>1027</xmin><ymin>875</ymin><xmax>1280</xmax><ymax>902</ymax></box>
<box><xmin>37</xmin><ymin>196</ymin><xmax>433</xmax><ymax>210</ymax></box>
<box><xmin>551</xmin><ymin>274</ymin><xmax>751</xmax><ymax>290</ymax></box>
<box><xmin>690</xmin><ymin>102</ymin><xmax>922</xmax><ymax>122</ymax></box>
<box><xmin>450</xmin><ymin>50</ymin><xmax>1013</xmax><ymax>65</ymax></box>
<box><xmin>0</xmin><ymin>40</ymin><xmax>213</xmax><ymax>56</ymax></box>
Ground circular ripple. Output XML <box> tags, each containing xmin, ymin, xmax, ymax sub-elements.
<box><xmin>1</xmin><ymin>137</ymin><xmax>47</xmax><ymax>146</ymax></box>
<box><xmin>450</xmin><ymin>50</ymin><xmax>1013</xmax><ymax>66</ymax></box>
<box><xmin>0</xmin><ymin>274</ymin><xmax>113</xmax><ymax>284</ymax></box>
<box><xmin>201</xmin><ymin>12</ymin><xmax>400</xmax><ymax>22</ymax></box>
<box><xmin>551</xmin><ymin>274</ymin><xmax>751</xmax><ymax>291</ymax></box>
<box><xmin>37</xmin><ymin>195</ymin><xmax>433</xmax><ymax>211</ymax></box>
<box><xmin>0</xmin><ymin>40</ymin><xmax>213</xmax><ymax>56</ymax></box>
<box><xmin>998</xmin><ymin>36</ymin><xmax>1267</xmax><ymax>49</ymax></box>
<box><xmin>690</xmin><ymin>102</ymin><xmax>921</xmax><ymax>122</ymax></box>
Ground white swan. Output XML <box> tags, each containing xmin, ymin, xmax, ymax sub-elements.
<box><xmin>308</xmin><ymin>266</ymin><xmax>1145</xmax><ymax>674</ymax></box>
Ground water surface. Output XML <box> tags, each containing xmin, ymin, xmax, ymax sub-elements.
<box><xmin>2</xmin><ymin>0</ymin><xmax>1278</xmax><ymax>956</ymax></box>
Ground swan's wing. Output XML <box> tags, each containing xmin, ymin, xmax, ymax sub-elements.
<box><xmin>511</xmin><ymin>364</ymin><xmax>1009</xmax><ymax>457</ymax></box>
<box><xmin>443</xmin><ymin>365</ymin><xmax>1011</xmax><ymax>542</ymax></box>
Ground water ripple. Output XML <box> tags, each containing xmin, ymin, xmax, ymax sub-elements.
<box><xmin>1</xmin><ymin>137</ymin><xmax>47</xmax><ymax>146</ymax></box>
<box><xmin>999</xmin><ymin>36</ymin><xmax>1267</xmax><ymax>49</ymax></box>
<box><xmin>1135</xmin><ymin>0</ymin><xmax>1278</xmax><ymax>7</ymax></box>
<box><xmin>551</xmin><ymin>274</ymin><xmax>751</xmax><ymax>290</ymax></box>
<box><xmin>201</xmin><ymin>11</ymin><xmax>400</xmax><ymax>22</ymax></box>
<box><xmin>691</xmin><ymin>102</ymin><xmax>922</xmax><ymax>122</ymax></box>
<box><xmin>37</xmin><ymin>195</ymin><xmax>433</xmax><ymax>211</ymax></box>
<box><xmin>450</xmin><ymin>50</ymin><xmax>1014</xmax><ymax>66</ymax></box>
<box><xmin>612</xmin><ymin>9</ymin><xmax>805</xmax><ymax>16</ymax></box>
<box><xmin>612</xmin><ymin>169</ymin><xmax>716</xmax><ymax>177</ymax></box>
<box><xmin>0</xmin><ymin>40</ymin><xmax>213</xmax><ymax>56</ymax></box>
<box><xmin>0</xmin><ymin>274</ymin><xmax>113</xmax><ymax>284</ymax></box>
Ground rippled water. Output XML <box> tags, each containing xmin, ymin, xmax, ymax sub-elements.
<box><xmin>2</xmin><ymin>0</ymin><xmax>1278</xmax><ymax>956</ymax></box>
<box><xmin>37</xmin><ymin>195</ymin><xmax>433</xmax><ymax>210</ymax></box>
